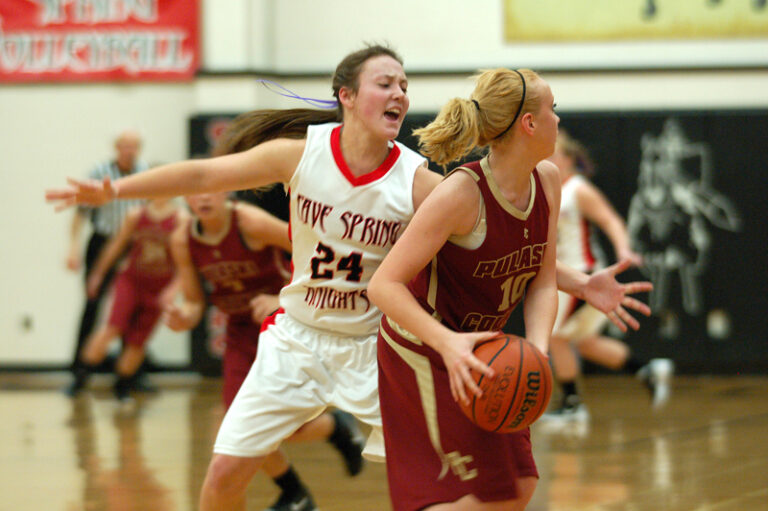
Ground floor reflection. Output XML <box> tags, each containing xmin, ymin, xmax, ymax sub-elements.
<box><xmin>1</xmin><ymin>373</ymin><xmax>767</xmax><ymax>511</ymax></box>
<box><xmin>67</xmin><ymin>395</ymin><xmax>175</xmax><ymax>511</ymax></box>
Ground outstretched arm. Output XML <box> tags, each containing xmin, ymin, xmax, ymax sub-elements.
<box><xmin>85</xmin><ymin>207</ymin><xmax>141</xmax><ymax>297</ymax></box>
<box><xmin>46</xmin><ymin>138</ymin><xmax>305</xmax><ymax>210</ymax></box>
<box><xmin>556</xmin><ymin>259</ymin><xmax>653</xmax><ymax>332</ymax></box>
<box><xmin>576</xmin><ymin>180</ymin><xmax>642</xmax><ymax>266</ymax></box>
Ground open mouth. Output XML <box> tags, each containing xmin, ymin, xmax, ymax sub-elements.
<box><xmin>384</xmin><ymin>107</ymin><xmax>401</xmax><ymax>122</ymax></box>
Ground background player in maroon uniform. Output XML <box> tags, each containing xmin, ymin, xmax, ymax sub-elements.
<box><xmin>67</xmin><ymin>197</ymin><xmax>184</xmax><ymax>402</ymax></box>
<box><xmin>164</xmin><ymin>191</ymin><xmax>364</xmax><ymax>511</ymax></box>
<box><xmin>369</xmin><ymin>68</ymin><xmax>560</xmax><ymax>510</ymax></box>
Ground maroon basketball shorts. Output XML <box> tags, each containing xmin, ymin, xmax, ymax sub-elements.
<box><xmin>378</xmin><ymin>317</ymin><xmax>537</xmax><ymax>511</ymax></box>
<box><xmin>221</xmin><ymin>321</ymin><xmax>261</xmax><ymax>409</ymax></box>
<box><xmin>107</xmin><ymin>272</ymin><xmax>164</xmax><ymax>347</ymax></box>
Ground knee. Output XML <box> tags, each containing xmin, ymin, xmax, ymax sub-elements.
<box><xmin>204</xmin><ymin>454</ymin><xmax>259</xmax><ymax>496</ymax></box>
<box><xmin>513</xmin><ymin>476</ymin><xmax>538</xmax><ymax>510</ymax></box>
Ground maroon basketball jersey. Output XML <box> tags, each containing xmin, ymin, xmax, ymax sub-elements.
<box><xmin>187</xmin><ymin>205</ymin><xmax>290</xmax><ymax>325</ymax></box>
<box><xmin>407</xmin><ymin>158</ymin><xmax>550</xmax><ymax>335</ymax></box>
<box><xmin>123</xmin><ymin>207</ymin><xmax>178</xmax><ymax>287</ymax></box>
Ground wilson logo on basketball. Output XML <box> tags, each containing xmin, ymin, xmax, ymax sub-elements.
<box><xmin>459</xmin><ymin>334</ymin><xmax>552</xmax><ymax>433</ymax></box>
<box><xmin>507</xmin><ymin>371</ymin><xmax>541</xmax><ymax>430</ymax></box>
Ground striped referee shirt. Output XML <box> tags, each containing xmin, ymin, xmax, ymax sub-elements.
<box><xmin>81</xmin><ymin>160</ymin><xmax>147</xmax><ymax>236</ymax></box>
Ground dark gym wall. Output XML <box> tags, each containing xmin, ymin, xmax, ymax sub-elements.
<box><xmin>190</xmin><ymin>110</ymin><xmax>768</xmax><ymax>374</ymax></box>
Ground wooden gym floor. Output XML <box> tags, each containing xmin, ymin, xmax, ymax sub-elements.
<box><xmin>1</xmin><ymin>372</ymin><xmax>766</xmax><ymax>511</ymax></box>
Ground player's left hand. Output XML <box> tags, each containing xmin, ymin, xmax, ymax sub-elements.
<box><xmin>584</xmin><ymin>259</ymin><xmax>653</xmax><ymax>332</ymax></box>
<box><xmin>437</xmin><ymin>330</ymin><xmax>498</xmax><ymax>406</ymax></box>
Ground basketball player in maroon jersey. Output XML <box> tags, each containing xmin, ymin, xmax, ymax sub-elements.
<box><xmin>48</xmin><ymin>45</ymin><xmax>652</xmax><ymax>511</ymax></box>
<box><xmin>164</xmin><ymin>191</ymin><xmax>364</xmax><ymax>511</ymax></box>
<box><xmin>68</xmin><ymin>198</ymin><xmax>184</xmax><ymax>402</ymax></box>
<box><xmin>369</xmin><ymin>68</ymin><xmax>560</xmax><ymax>510</ymax></box>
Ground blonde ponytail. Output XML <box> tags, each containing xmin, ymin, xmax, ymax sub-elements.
<box><xmin>413</xmin><ymin>98</ymin><xmax>481</xmax><ymax>166</ymax></box>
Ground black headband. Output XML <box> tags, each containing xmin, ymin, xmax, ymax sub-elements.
<box><xmin>494</xmin><ymin>70</ymin><xmax>526</xmax><ymax>140</ymax></box>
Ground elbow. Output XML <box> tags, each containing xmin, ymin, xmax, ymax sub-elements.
<box><xmin>190</xmin><ymin>161</ymin><xmax>212</xmax><ymax>193</ymax></box>
<box><xmin>367</xmin><ymin>273</ymin><xmax>385</xmax><ymax>309</ymax></box>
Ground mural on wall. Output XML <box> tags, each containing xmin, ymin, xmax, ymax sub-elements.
<box><xmin>628</xmin><ymin>118</ymin><xmax>741</xmax><ymax>344</ymax></box>
<box><xmin>627</xmin><ymin>119</ymin><xmax>742</xmax><ymax>321</ymax></box>
<box><xmin>504</xmin><ymin>0</ymin><xmax>768</xmax><ymax>41</ymax></box>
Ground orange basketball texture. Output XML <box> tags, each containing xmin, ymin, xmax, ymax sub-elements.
<box><xmin>459</xmin><ymin>334</ymin><xmax>552</xmax><ymax>433</ymax></box>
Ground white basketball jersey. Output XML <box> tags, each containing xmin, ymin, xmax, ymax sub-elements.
<box><xmin>279</xmin><ymin>122</ymin><xmax>426</xmax><ymax>336</ymax></box>
<box><xmin>557</xmin><ymin>175</ymin><xmax>596</xmax><ymax>273</ymax></box>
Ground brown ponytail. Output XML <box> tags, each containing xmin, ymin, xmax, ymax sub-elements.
<box><xmin>212</xmin><ymin>108</ymin><xmax>337</xmax><ymax>156</ymax></box>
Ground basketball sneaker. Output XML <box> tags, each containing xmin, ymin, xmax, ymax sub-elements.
<box><xmin>63</xmin><ymin>378</ymin><xmax>86</xmax><ymax>397</ymax></box>
<box><xmin>328</xmin><ymin>409</ymin><xmax>366</xmax><ymax>476</ymax></box>
<box><xmin>264</xmin><ymin>489</ymin><xmax>317</xmax><ymax>511</ymax></box>
<box><xmin>131</xmin><ymin>374</ymin><xmax>159</xmax><ymax>393</ymax></box>
<box><xmin>637</xmin><ymin>358</ymin><xmax>674</xmax><ymax>408</ymax></box>
<box><xmin>113</xmin><ymin>377</ymin><xmax>135</xmax><ymax>405</ymax></box>
<box><xmin>63</xmin><ymin>365</ymin><xmax>92</xmax><ymax>397</ymax></box>
<box><xmin>538</xmin><ymin>394</ymin><xmax>590</xmax><ymax>429</ymax></box>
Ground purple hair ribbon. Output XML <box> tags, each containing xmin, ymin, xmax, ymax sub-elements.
<box><xmin>256</xmin><ymin>79</ymin><xmax>338</xmax><ymax>109</ymax></box>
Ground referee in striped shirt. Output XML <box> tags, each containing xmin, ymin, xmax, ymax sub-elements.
<box><xmin>66</xmin><ymin>131</ymin><xmax>147</xmax><ymax>380</ymax></box>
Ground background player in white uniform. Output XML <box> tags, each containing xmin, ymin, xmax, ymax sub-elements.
<box><xmin>542</xmin><ymin>130</ymin><xmax>674</xmax><ymax>425</ymax></box>
<box><xmin>47</xmin><ymin>45</ymin><xmax>655</xmax><ymax>511</ymax></box>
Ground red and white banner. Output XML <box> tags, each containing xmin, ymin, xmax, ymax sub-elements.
<box><xmin>0</xmin><ymin>0</ymin><xmax>199</xmax><ymax>82</ymax></box>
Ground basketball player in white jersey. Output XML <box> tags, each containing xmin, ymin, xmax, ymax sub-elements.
<box><xmin>48</xmin><ymin>45</ymin><xmax>655</xmax><ymax>510</ymax></box>
<box><xmin>542</xmin><ymin>130</ymin><xmax>673</xmax><ymax>426</ymax></box>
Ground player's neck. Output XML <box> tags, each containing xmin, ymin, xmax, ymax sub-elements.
<box><xmin>198</xmin><ymin>204</ymin><xmax>232</xmax><ymax>241</ymax></box>
<box><xmin>338</xmin><ymin>123</ymin><xmax>391</xmax><ymax>177</ymax></box>
<box><xmin>487</xmin><ymin>149</ymin><xmax>535</xmax><ymax>198</ymax></box>
<box><xmin>146</xmin><ymin>200</ymin><xmax>177</xmax><ymax>220</ymax></box>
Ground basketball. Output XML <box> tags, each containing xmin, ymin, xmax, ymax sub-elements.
<box><xmin>459</xmin><ymin>334</ymin><xmax>553</xmax><ymax>433</ymax></box>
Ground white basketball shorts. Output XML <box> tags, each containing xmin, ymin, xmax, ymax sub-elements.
<box><xmin>213</xmin><ymin>311</ymin><xmax>385</xmax><ymax>461</ymax></box>
<box><xmin>553</xmin><ymin>290</ymin><xmax>609</xmax><ymax>344</ymax></box>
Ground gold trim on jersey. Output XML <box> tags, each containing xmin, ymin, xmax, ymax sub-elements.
<box><xmin>380</xmin><ymin>327</ymin><xmax>478</xmax><ymax>481</ymax></box>
<box><xmin>447</xmin><ymin>166</ymin><xmax>487</xmax><ymax>250</ymax></box>
<box><xmin>385</xmin><ymin>316</ymin><xmax>422</xmax><ymax>345</ymax></box>
<box><xmin>447</xmin><ymin>166</ymin><xmax>481</xmax><ymax>182</ymax></box>
<box><xmin>479</xmin><ymin>156</ymin><xmax>536</xmax><ymax>220</ymax></box>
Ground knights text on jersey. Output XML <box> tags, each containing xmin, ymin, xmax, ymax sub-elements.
<box><xmin>279</xmin><ymin>123</ymin><xmax>426</xmax><ymax>336</ymax></box>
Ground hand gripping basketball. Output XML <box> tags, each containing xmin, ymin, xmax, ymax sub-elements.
<box><xmin>459</xmin><ymin>334</ymin><xmax>553</xmax><ymax>433</ymax></box>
